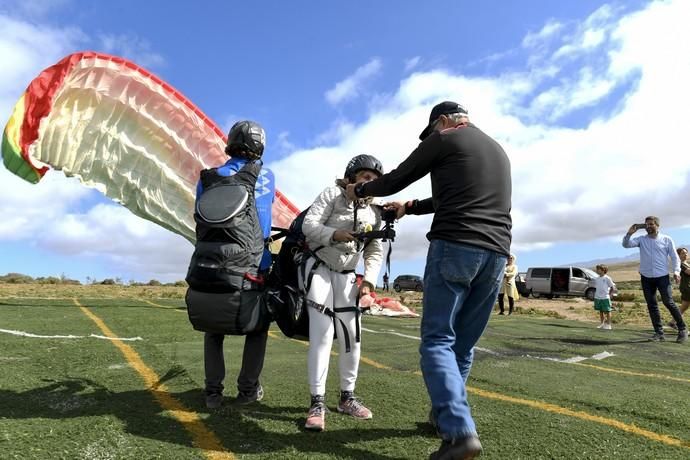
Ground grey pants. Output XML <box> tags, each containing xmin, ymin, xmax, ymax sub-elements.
<box><xmin>204</xmin><ymin>328</ymin><xmax>268</xmax><ymax>395</ymax></box>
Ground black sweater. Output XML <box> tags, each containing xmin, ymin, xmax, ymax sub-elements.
<box><xmin>360</xmin><ymin>123</ymin><xmax>512</xmax><ymax>256</ymax></box>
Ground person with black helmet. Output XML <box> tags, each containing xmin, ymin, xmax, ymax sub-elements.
<box><xmin>300</xmin><ymin>154</ymin><xmax>385</xmax><ymax>432</ymax></box>
<box><xmin>198</xmin><ymin>120</ymin><xmax>275</xmax><ymax>409</ymax></box>
<box><xmin>346</xmin><ymin>102</ymin><xmax>512</xmax><ymax>459</ymax></box>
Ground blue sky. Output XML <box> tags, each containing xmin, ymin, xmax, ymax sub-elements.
<box><xmin>1</xmin><ymin>0</ymin><xmax>689</xmax><ymax>283</ymax></box>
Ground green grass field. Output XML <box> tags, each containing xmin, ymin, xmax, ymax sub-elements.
<box><xmin>1</xmin><ymin>294</ymin><xmax>690</xmax><ymax>459</ymax></box>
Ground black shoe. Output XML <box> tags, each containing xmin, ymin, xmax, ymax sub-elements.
<box><xmin>651</xmin><ymin>333</ymin><xmax>666</xmax><ymax>342</ymax></box>
<box><xmin>677</xmin><ymin>329</ymin><xmax>688</xmax><ymax>344</ymax></box>
<box><xmin>429</xmin><ymin>436</ymin><xmax>482</xmax><ymax>460</ymax></box>
<box><xmin>498</xmin><ymin>312</ymin><xmax>505</xmax><ymax>315</ymax></box>
<box><xmin>205</xmin><ymin>392</ymin><xmax>223</xmax><ymax>409</ymax></box>
<box><xmin>234</xmin><ymin>384</ymin><xmax>264</xmax><ymax>405</ymax></box>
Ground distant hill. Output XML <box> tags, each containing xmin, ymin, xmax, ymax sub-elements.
<box><xmin>571</xmin><ymin>253</ymin><xmax>639</xmax><ymax>270</ymax></box>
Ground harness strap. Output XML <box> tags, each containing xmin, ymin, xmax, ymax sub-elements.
<box><xmin>301</xmin><ymin>256</ymin><xmax>361</xmax><ymax>353</ymax></box>
<box><xmin>384</xmin><ymin>240</ymin><xmax>392</xmax><ymax>283</ymax></box>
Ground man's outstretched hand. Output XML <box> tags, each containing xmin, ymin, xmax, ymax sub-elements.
<box><xmin>384</xmin><ymin>201</ymin><xmax>407</xmax><ymax>219</ymax></box>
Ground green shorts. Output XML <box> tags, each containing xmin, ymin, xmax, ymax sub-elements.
<box><xmin>594</xmin><ymin>298</ymin><xmax>612</xmax><ymax>312</ymax></box>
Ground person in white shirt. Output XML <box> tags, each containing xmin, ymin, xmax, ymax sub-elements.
<box><xmin>301</xmin><ymin>154</ymin><xmax>385</xmax><ymax>432</ymax></box>
<box><xmin>622</xmin><ymin>216</ymin><xmax>688</xmax><ymax>343</ymax></box>
<box><xmin>593</xmin><ymin>264</ymin><xmax>616</xmax><ymax>330</ymax></box>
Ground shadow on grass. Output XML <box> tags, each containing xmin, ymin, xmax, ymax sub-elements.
<box><xmin>540</xmin><ymin>322</ymin><xmax>587</xmax><ymax>329</ymax></box>
<box><xmin>556</xmin><ymin>337</ymin><xmax>650</xmax><ymax>346</ymax></box>
<box><xmin>0</xmin><ymin>377</ymin><xmax>425</xmax><ymax>459</ymax></box>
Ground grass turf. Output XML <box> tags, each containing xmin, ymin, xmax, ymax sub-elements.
<box><xmin>1</xmin><ymin>295</ymin><xmax>689</xmax><ymax>459</ymax></box>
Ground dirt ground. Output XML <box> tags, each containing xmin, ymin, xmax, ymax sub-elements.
<box><xmin>390</xmin><ymin>290</ymin><xmax>656</xmax><ymax>326</ymax></box>
<box><xmin>0</xmin><ymin>283</ymin><xmax>650</xmax><ymax>327</ymax></box>
<box><xmin>511</xmin><ymin>297</ymin><xmax>596</xmax><ymax>322</ymax></box>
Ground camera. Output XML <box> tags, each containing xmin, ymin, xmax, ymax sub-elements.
<box><xmin>354</xmin><ymin>207</ymin><xmax>397</xmax><ymax>242</ymax></box>
<box><xmin>635</xmin><ymin>223</ymin><xmax>647</xmax><ymax>230</ymax></box>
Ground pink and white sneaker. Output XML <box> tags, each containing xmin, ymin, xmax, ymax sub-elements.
<box><xmin>337</xmin><ymin>397</ymin><xmax>373</xmax><ymax>420</ymax></box>
<box><xmin>305</xmin><ymin>402</ymin><xmax>326</xmax><ymax>431</ymax></box>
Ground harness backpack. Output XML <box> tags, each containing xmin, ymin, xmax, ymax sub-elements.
<box><xmin>268</xmin><ymin>207</ymin><xmax>362</xmax><ymax>352</ymax></box>
<box><xmin>185</xmin><ymin>161</ymin><xmax>271</xmax><ymax>335</ymax></box>
<box><xmin>268</xmin><ymin>208</ymin><xmax>313</xmax><ymax>340</ymax></box>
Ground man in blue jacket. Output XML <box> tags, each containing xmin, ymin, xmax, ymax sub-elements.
<box><xmin>198</xmin><ymin>120</ymin><xmax>275</xmax><ymax>408</ymax></box>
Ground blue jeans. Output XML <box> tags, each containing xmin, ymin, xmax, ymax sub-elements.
<box><xmin>640</xmin><ymin>275</ymin><xmax>686</xmax><ymax>334</ymax></box>
<box><xmin>420</xmin><ymin>240</ymin><xmax>506</xmax><ymax>440</ymax></box>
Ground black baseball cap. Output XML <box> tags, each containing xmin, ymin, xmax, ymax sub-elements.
<box><xmin>419</xmin><ymin>101</ymin><xmax>469</xmax><ymax>140</ymax></box>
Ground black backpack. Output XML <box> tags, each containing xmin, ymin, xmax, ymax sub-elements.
<box><xmin>268</xmin><ymin>208</ymin><xmax>361</xmax><ymax>352</ymax></box>
<box><xmin>268</xmin><ymin>208</ymin><xmax>313</xmax><ymax>340</ymax></box>
<box><xmin>185</xmin><ymin>161</ymin><xmax>271</xmax><ymax>335</ymax></box>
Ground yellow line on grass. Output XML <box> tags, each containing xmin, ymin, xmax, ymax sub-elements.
<box><xmin>268</xmin><ymin>330</ymin><xmax>688</xmax><ymax>449</ymax></box>
<box><xmin>466</xmin><ymin>385</ymin><xmax>688</xmax><ymax>448</ymax></box>
<box><xmin>141</xmin><ymin>299</ymin><xmax>185</xmax><ymax>312</ymax></box>
<box><xmin>73</xmin><ymin>298</ymin><xmax>234</xmax><ymax>460</ymax></box>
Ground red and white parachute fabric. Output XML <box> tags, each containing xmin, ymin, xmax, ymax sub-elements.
<box><xmin>359</xmin><ymin>293</ymin><xmax>419</xmax><ymax>318</ymax></box>
<box><xmin>1</xmin><ymin>51</ymin><xmax>299</xmax><ymax>243</ymax></box>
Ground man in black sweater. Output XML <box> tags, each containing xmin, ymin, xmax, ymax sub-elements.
<box><xmin>346</xmin><ymin>101</ymin><xmax>512</xmax><ymax>460</ymax></box>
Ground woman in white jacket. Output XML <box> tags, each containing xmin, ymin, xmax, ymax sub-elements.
<box><xmin>301</xmin><ymin>154</ymin><xmax>385</xmax><ymax>432</ymax></box>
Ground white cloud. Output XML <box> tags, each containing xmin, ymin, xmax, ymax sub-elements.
<box><xmin>0</xmin><ymin>0</ymin><xmax>71</xmax><ymax>17</ymax></box>
<box><xmin>273</xmin><ymin>0</ymin><xmax>690</xmax><ymax>261</ymax></box>
<box><xmin>404</xmin><ymin>56</ymin><xmax>421</xmax><ymax>73</ymax></box>
<box><xmin>98</xmin><ymin>33</ymin><xmax>165</xmax><ymax>69</ymax></box>
<box><xmin>325</xmin><ymin>58</ymin><xmax>382</xmax><ymax>106</ymax></box>
<box><xmin>0</xmin><ymin>14</ymin><xmax>187</xmax><ymax>282</ymax></box>
<box><xmin>0</xmin><ymin>15</ymin><xmax>85</xmax><ymax>115</ymax></box>
<box><xmin>41</xmin><ymin>204</ymin><xmax>192</xmax><ymax>281</ymax></box>
<box><xmin>522</xmin><ymin>20</ymin><xmax>564</xmax><ymax>49</ymax></box>
<box><xmin>3</xmin><ymin>0</ymin><xmax>689</xmax><ymax>282</ymax></box>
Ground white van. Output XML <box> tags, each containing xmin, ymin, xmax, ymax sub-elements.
<box><xmin>525</xmin><ymin>266</ymin><xmax>599</xmax><ymax>300</ymax></box>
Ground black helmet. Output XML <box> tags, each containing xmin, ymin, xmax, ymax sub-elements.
<box><xmin>344</xmin><ymin>154</ymin><xmax>384</xmax><ymax>182</ymax></box>
<box><xmin>225</xmin><ymin>120</ymin><xmax>265</xmax><ymax>159</ymax></box>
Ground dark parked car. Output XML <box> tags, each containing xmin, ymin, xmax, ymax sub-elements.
<box><xmin>516</xmin><ymin>272</ymin><xmax>530</xmax><ymax>297</ymax></box>
<box><xmin>393</xmin><ymin>274</ymin><xmax>423</xmax><ymax>292</ymax></box>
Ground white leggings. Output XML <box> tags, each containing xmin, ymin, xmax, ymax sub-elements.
<box><xmin>303</xmin><ymin>257</ymin><xmax>361</xmax><ymax>396</ymax></box>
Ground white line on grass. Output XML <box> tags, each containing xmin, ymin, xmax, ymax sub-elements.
<box><xmin>361</xmin><ymin>326</ymin><xmax>613</xmax><ymax>361</ymax></box>
<box><xmin>361</xmin><ymin>327</ymin><xmax>420</xmax><ymax>341</ymax></box>
<box><xmin>0</xmin><ymin>328</ymin><xmax>143</xmax><ymax>341</ymax></box>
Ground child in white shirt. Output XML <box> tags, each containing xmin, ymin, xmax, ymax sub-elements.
<box><xmin>593</xmin><ymin>264</ymin><xmax>616</xmax><ymax>330</ymax></box>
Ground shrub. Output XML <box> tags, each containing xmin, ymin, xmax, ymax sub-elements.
<box><xmin>0</xmin><ymin>273</ymin><xmax>35</xmax><ymax>284</ymax></box>
<box><xmin>615</xmin><ymin>292</ymin><xmax>636</xmax><ymax>302</ymax></box>
<box><xmin>36</xmin><ymin>276</ymin><xmax>61</xmax><ymax>284</ymax></box>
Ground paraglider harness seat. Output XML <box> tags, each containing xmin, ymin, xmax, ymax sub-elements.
<box><xmin>268</xmin><ymin>207</ymin><xmax>396</xmax><ymax>352</ymax></box>
<box><xmin>185</xmin><ymin>161</ymin><xmax>271</xmax><ymax>336</ymax></box>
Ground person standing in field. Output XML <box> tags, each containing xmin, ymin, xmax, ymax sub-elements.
<box><xmin>497</xmin><ymin>254</ymin><xmax>519</xmax><ymax>315</ymax></box>
<box><xmin>593</xmin><ymin>264</ymin><xmax>616</xmax><ymax>330</ymax></box>
<box><xmin>301</xmin><ymin>154</ymin><xmax>385</xmax><ymax>432</ymax></box>
<box><xmin>668</xmin><ymin>247</ymin><xmax>690</xmax><ymax>330</ymax></box>
<box><xmin>346</xmin><ymin>101</ymin><xmax>511</xmax><ymax>460</ymax></box>
<box><xmin>196</xmin><ymin>121</ymin><xmax>275</xmax><ymax>409</ymax></box>
<box><xmin>622</xmin><ymin>217</ymin><xmax>688</xmax><ymax>343</ymax></box>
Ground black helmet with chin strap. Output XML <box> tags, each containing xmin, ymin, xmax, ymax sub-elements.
<box><xmin>344</xmin><ymin>154</ymin><xmax>384</xmax><ymax>182</ymax></box>
<box><xmin>225</xmin><ymin>120</ymin><xmax>266</xmax><ymax>160</ymax></box>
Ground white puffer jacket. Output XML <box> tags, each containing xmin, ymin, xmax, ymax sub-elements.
<box><xmin>302</xmin><ymin>185</ymin><xmax>384</xmax><ymax>287</ymax></box>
